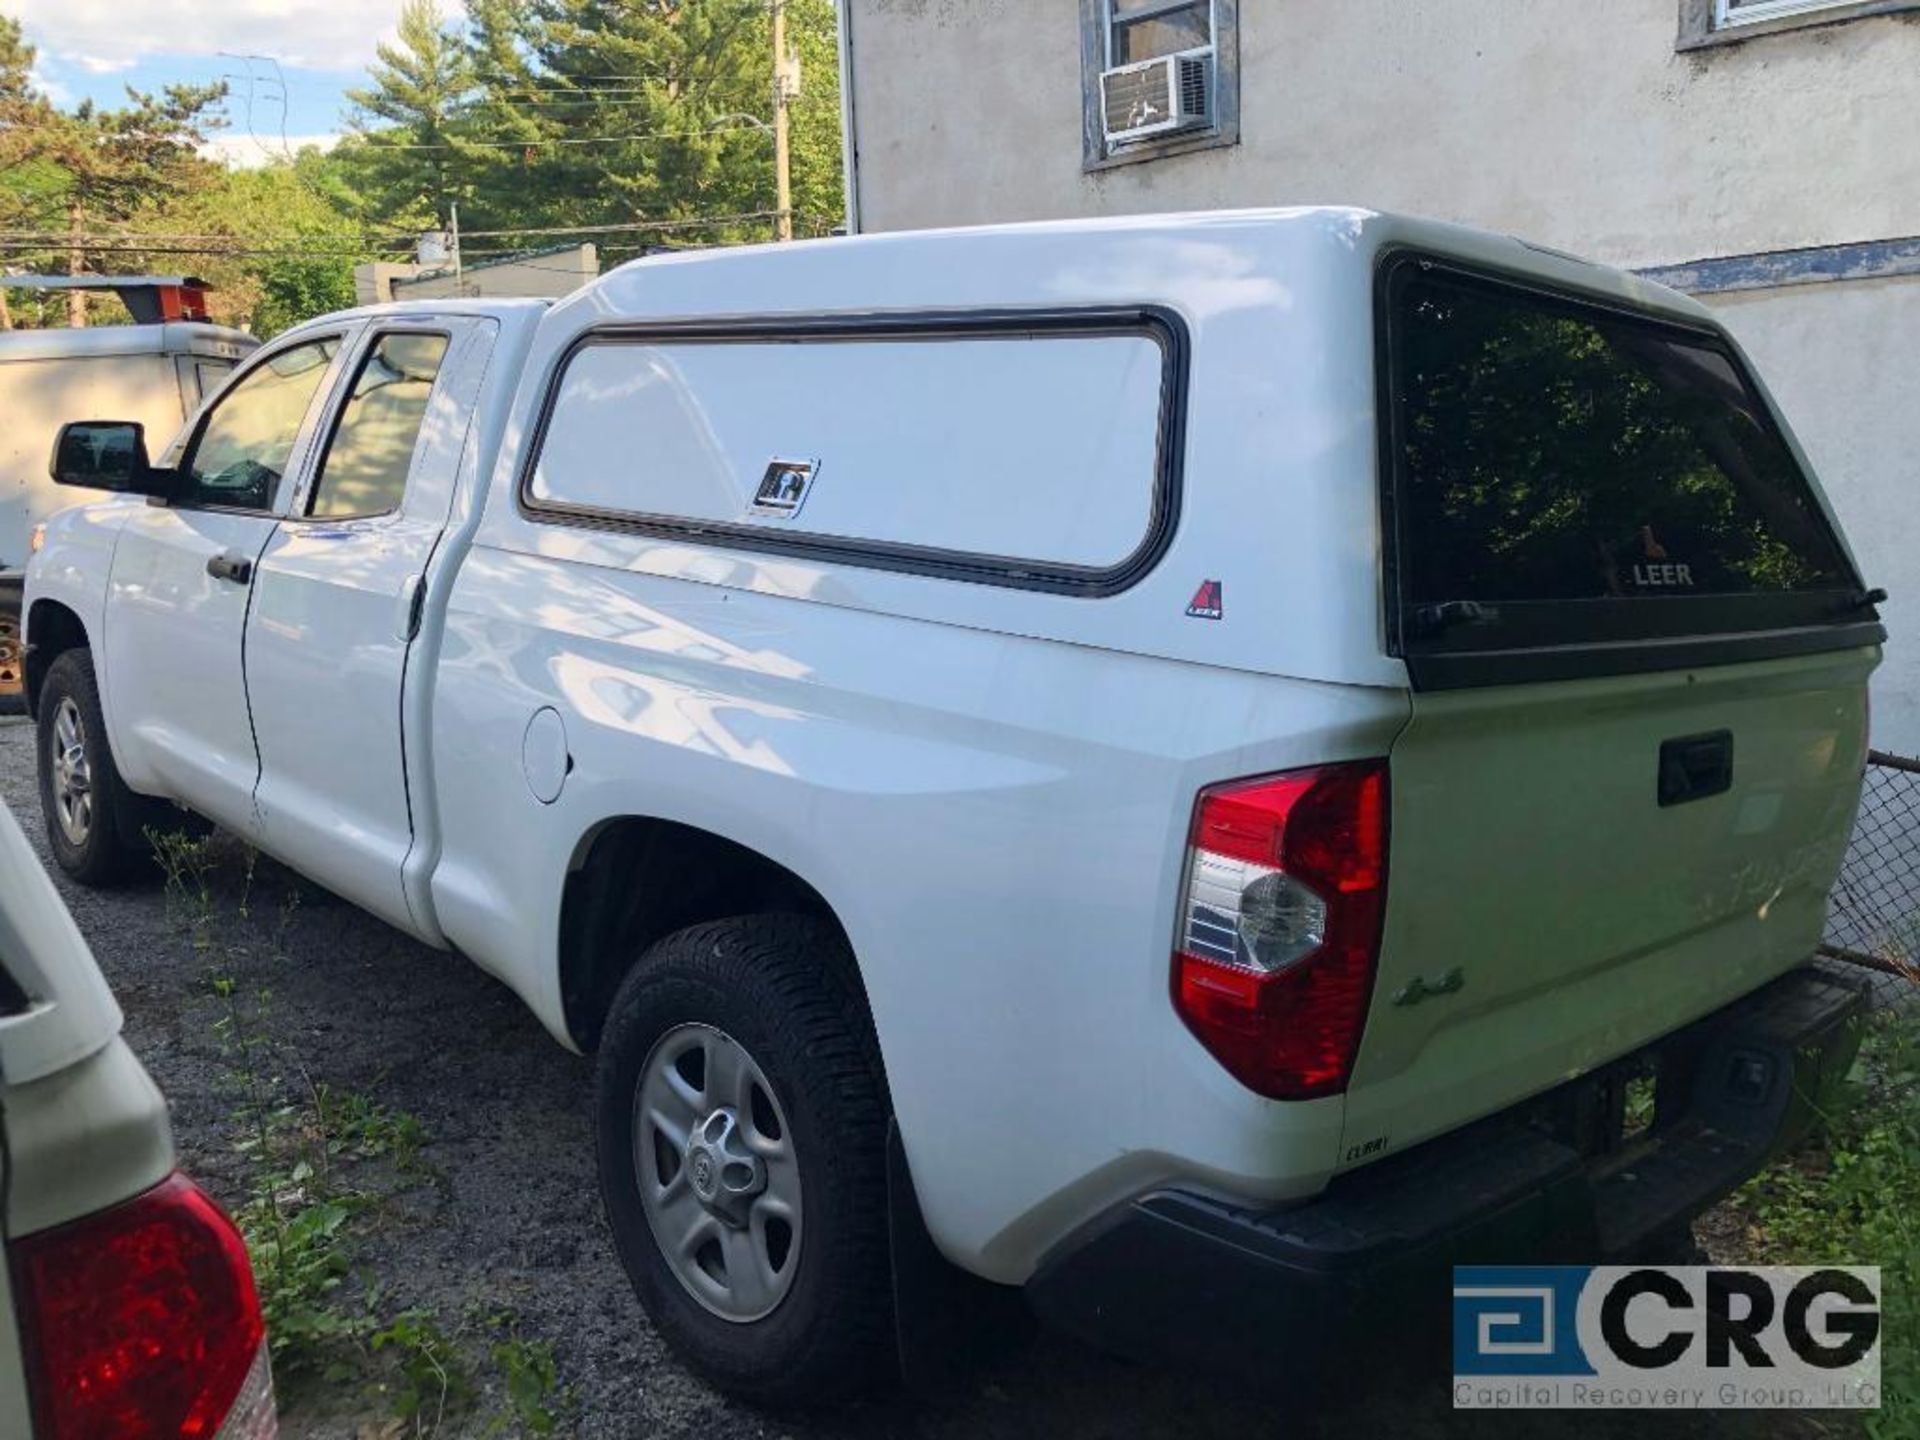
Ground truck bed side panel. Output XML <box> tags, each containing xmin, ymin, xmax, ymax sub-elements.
<box><xmin>429</xmin><ymin>546</ymin><xmax>1409</xmax><ymax>1280</ymax></box>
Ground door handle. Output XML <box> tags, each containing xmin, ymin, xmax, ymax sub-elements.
<box><xmin>206</xmin><ymin>552</ymin><xmax>253</xmax><ymax>586</ymax></box>
<box><xmin>1658</xmin><ymin>730</ymin><xmax>1734</xmax><ymax>807</ymax></box>
<box><xmin>394</xmin><ymin>574</ymin><xmax>427</xmax><ymax>641</ymax></box>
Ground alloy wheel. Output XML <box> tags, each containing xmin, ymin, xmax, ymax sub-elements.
<box><xmin>634</xmin><ymin>1023</ymin><xmax>803</xmax><ymax>1323</ymax></box>
<box><xmin>49</xmin><ymin>696</ymin><xmax>94</xmax><ymax>846</ymax></box>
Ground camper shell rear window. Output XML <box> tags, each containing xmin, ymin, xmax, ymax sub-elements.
<box><xmin>1377</xmin><ymin>255</ymin><xmax>1880</xmax><ymax>689</ymax></box>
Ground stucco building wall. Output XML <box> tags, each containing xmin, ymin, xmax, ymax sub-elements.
<box><xmin>1704</xmin><ymin>275</ymin><xmax>1920</xmax><ymax>754</ymax></box>
<box><xmin>842</xmin><ymin>0</ymin><xmax>1920</xmax><ymax>754</ymax></box>
<box><xmin>844</xmin><ymin>0</ymin><xmax>1920</xmax><ymax>267</ymax></box>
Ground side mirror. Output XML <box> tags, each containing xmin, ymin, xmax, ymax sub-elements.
<box><xmin>49</xmin><ymin>421</ymin><xmax>174</xmax><ymax>498</ymax></box>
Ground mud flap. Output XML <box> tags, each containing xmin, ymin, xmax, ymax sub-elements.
<box><xmin>888</xmin><ymin>1120</ymin><xmax>1030</xmax><ymax>1391</ymax></box>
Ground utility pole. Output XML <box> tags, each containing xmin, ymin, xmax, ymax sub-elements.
<box><xmin>772</xmin><ymin>0</ymin><xmax>795</xmax><ymax>242</ymax></box>
<box><xmin>66</xmin><ymin>202</ymin><xmax>86</xmax><ymax>328</ymax></box>
<box><xmin>450</xmin><ymin>203</ymin><xmax>464</xmax><ymax>294</ymax></box>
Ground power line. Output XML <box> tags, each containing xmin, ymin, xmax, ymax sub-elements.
<box><xmin>0</xmin><ymin>241</ymin><xmax>412</xmax><ymax>260</ymax></box>
<box><xmin>459</xmin><ymin>95</ymin><xmax>716</xmax><ymax>109</ymax></box>
<box><xmin>452</xmin><ymin>212</ymin><xmax>782</xmax><ymax>239</ymax></box>
<box><xmin>0</xmin><ymin>210</ymin><xmax>788</xmax><ymax>247</ymax></box>
<box><xmin>487</xmin><ymin>80</ymin><xmax>688</xmax><ymax>94</ymax></box>
<box><xmin>0</xmin><ymin>230</ymin><xmax>373</xmax><ymax>243</ymax></box>
<box><xmin>0</xmin><ymin>216</ymin><xmax>813</xmax><ymax>264</ymax></box>
<box><xmin>355</xmin><ymin>121</ymin><xmax>773</xmax><ymax>150</ymax></box>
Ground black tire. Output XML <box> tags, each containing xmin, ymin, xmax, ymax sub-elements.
<box><xmin>594</xmin><ymin>915</ymin><xmax>897</xmax><ymax>1406</ymax></box>
<box><xmin>36</xmin><ymin>648</ymin><xmax>156</xmax><ymax>885</ymax></box>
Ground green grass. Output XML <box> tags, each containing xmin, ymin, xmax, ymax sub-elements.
<box><xmin>1732</xmin><ymin>1003</ymin><xmax>1920</xmax><ymax>1438</ymax></box>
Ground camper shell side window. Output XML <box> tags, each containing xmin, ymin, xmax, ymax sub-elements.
<box><xmin>519</xmin><ymin>308</ymin><xmax>1189</xmax><ymax>597</ymax></box>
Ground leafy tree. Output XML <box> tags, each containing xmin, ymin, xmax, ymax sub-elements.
<box><xmin>133</xmin><ymin>152</ymin><xmax>367</xmax><ymax>337</ymax></box>
<box><xmin>0</xmin><ymin>16</ymin><xmax>62</xmax><ymax>328</ymax></box>
<box><xmin>0</xmin><ymin>0</ymin><xmax>847</xmax><ymax>337</ymax></box>
<box><xmin>26</xmin><ymin>82</ymin><xmax>226</xmax><ymax>324</ymax></box>
<box><xmin>0</xmin><ymin>18</ymin><xmax>226</xmax><ymax>328</ymax></box>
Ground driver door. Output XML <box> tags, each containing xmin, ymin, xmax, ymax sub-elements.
<box><xmin>101</xmin><ymin>329</ymin><xmax>359</xmax><ymax>836</ymax></box>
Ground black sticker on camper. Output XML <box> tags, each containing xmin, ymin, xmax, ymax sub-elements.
<box><xmin>1186</xmin><ymin>579</ymin><xmax>1223</xmax><ymax>620</ymax></box>
<box><xmin>751</xmin><ymin>458</ymin><xmax>817</xmax><ymax>518</ymax></box>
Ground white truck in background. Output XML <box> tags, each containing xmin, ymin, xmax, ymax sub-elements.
<box><xmin>20</xmin><ymin>209</ymin><xmax>1880</xmax><ymax>1403</ymax></box>
<box><xmin>0</xmin><ymin>277</ymin><xmax>254</xmax><ymax>709</ymax></box>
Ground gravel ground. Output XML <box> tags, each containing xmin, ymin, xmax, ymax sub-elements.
<box><xmin>0</xmin><ymin>716</ymin><xmax>1828</xmax><ymax>1440</ymax></box>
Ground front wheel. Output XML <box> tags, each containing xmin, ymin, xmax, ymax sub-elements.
<box><xmin>0</xmin><ymin>600</ymin><xmax>23</xmax><ymax>715</ymax></box>
<box><xmin>36</xmin><ymin>648</ymin><xmax>151</xmax><ymax>885</ymax></box>
<box><xmin>594</xmin><ymin>915</ymin><xmax>897</xmax><ymax>1406</ymax></box>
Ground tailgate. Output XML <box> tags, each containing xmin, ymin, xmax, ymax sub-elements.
<box><xmin>1340</xmin><ymin>648</ymin><xmax>1872</xmax><ymax>1164</ymax></box>
<box><xmin>1344</xmin><ymin>251</ymin><xmax>1884</xmax><ymax>1166</ymax></box>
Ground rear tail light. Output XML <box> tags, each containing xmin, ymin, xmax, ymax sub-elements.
<box><xmin>11</xmin><ymin>1172</ymin><xmax>278</xmax><ymax>1440</ymax></box>
<box><xmin>1172</xmin><ymin>760</ymin><xmax>1389</xmax><ymax>1099</ymax></box>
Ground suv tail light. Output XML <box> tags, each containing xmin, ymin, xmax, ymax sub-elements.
<box><xmin>1172</xmin><ymin>760</ymin><xmax>1389</xmax><ymax>1099</ymax></box>
<box><xmin>11</xmin><ymin>1173</ymin><xmax>277</xmax><ymax>1440</ymax></box>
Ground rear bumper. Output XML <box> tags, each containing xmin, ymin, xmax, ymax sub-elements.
<box><xmin>1026</xmin><ymin>964</ymin><xmax>1866</xmax><ymax>1375</ymax></box>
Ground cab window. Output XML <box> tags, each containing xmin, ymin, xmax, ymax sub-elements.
<box><xmin>190</xmin><ymin>359</ymin><xmax>234</xmax><ymax>403</ymax></box>
<box><xmin>307</xmin><ymin>333</ymin><xmax>451</xmax><ymax>520</ymax></box>
<box><xmin>178</xmin><ymin>339</ymin><xmax>341</xmax><ymax>511</ymax></box>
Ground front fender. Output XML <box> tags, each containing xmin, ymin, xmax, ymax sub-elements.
<box><xmin>23</xmin><ymin>500</ymin><xmax>136</xmax><ymax>718</ymax></box>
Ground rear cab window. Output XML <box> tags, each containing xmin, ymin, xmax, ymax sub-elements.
<box><xmin>1377</xmin><ymin>256</ymin><xmax>1880</xmax><ymax>688</ymax></box>
<box><xmin>308</xmin><ymin>332</ymin><xmax>451</xmax><ymax>520</ymax></box>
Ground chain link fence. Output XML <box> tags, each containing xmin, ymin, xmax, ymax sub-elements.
<box><xmin>1822</xmin><ymin>750</ymin><xmax>1920</xmax><ymax>1009</ymax></box>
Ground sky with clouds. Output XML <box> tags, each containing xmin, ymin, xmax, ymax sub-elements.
<box><xmin>9</xmin><ymin>0</ymin><xmax>408</xmax><ymax>163</ymax></box>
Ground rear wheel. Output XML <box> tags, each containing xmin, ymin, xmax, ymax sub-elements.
<box><xmin>594</xmin><ymin>915</ymin><xmax>896</xmax><ymax>1406</ymax></box>
<box><xmin>36</xmin><ymin>648</ymin><xmax>154</xmax><ymax>885</ymax></box>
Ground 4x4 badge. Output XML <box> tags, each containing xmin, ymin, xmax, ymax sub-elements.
<box><xmin>1393</xmin><ymin>967</ymin><xmax>1466</xmax><ymax>1007</ymax></box>
<box><xmin>1186</xmin><ymin>579</ymin><xmax>1223</xmax><ymax>620</ymax></box>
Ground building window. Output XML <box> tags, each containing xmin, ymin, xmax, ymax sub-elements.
<box><xmin>1109</xmin><ymin>0</ymin><xmax>1213</xmax><ymax>64</ymax></box>
<box><xmin>1680</xmin><ymin>0</ymin><xmax>1920</xmax><ymax>46</ymax></box>
<box><xmin>1718</xmin><ymin>0</ymin><xmax>1857</xmax><ymax>22</ymax></box>
<box><xmin>1080</xmin><ymin>0</ymin><xmax>1239</xmax><ymax>171</ymax></box>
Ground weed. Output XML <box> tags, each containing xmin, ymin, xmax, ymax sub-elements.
<box><xmin>191</xmin><ymin>862</ymin><xmax>424</xmax><ymax>1388</ymax></box>
<box><xmin>1733</xmin><ymin>1005</ymin><xmax>1920</xmax><ymax>1438</ymax></box>
<box><xmin>372</xmin><ymin>1309</ymin><xmax>474</xmax><ymax>1436</ymax></box>
<box><xmin>166</xmin><ymin>824</ymin><xmax>567</xmax><ymax>1432</ymax></box>
<box><xmin>215</xmin><ymin>977</ymin><xmax>376</xmax><ymax>1380</ymax></box>
<box><xmin>483</xmin><ymin>1316</ymin><xmax>571</xmax><ymax>1436</ymax></box>
<box><xmin>151</xmin><ymin>828</ymin><xmax>219</xmax><ymax>954</ymax></box>
<box><xmin>312</xmin><ymin>1079</ymin><xmax>432</xmax><ymax>1173</ymax></box>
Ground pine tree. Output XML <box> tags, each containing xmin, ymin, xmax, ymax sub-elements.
<box><xmin>342</xmin><ymin>0</ymin><xmax>480</xmax><ymax>233</ymax></box>
<box><xmin>336</xmin><ymin>0</ymin><xmax>846</xmax><ymax>255</ymax></box>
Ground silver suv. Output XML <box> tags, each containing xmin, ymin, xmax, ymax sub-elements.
<box><xmin>0</xmin><ymin>799</ymin><xmax>276</xmax><ymax>1438</ymax></box>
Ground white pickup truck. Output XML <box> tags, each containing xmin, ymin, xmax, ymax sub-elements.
<box><xmin>22</xmin><ymin>208</ymin><xmax>1880</xmax><ymax>1402</ymax></box>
